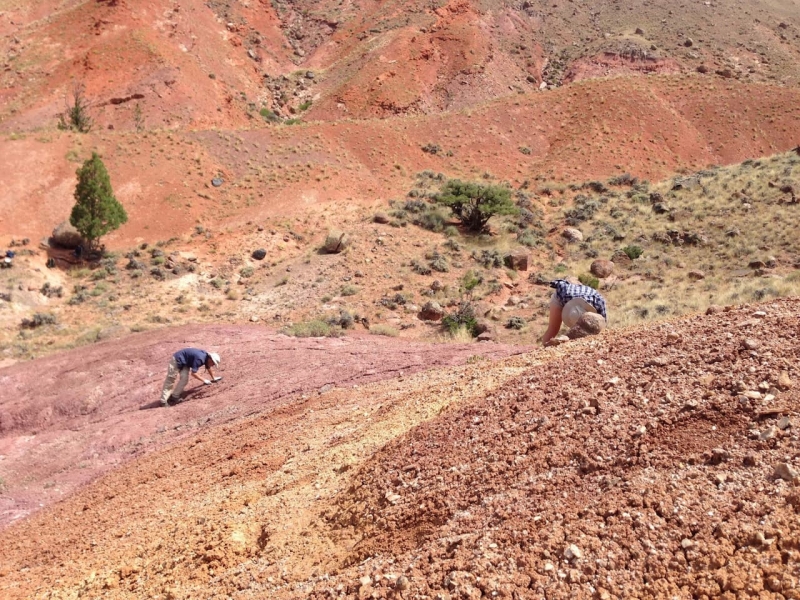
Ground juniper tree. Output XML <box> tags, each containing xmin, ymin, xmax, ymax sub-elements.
<box><xmin>70</xmin><ymin>153</ymin><xmax>127</xmax><ymax>249</ymax></box>
<box><xmin>434</xmin><ymin>180</ymin><xmax>517</xmax><ymax>232</ymax></box>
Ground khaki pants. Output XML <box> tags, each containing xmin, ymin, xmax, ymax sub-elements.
<box><xmin>161</xmin><ymin>358</ymin><xmax>190</xmax><ymax>404</ymax></box>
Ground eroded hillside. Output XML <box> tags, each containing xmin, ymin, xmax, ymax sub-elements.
<box><xmin>0</xmin><ymin>299</ymin><xmax>797</xmax><ymax>599</ymax></box>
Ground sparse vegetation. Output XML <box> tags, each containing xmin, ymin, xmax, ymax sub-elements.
<box><xmin>57</xmin><ymin>83</ymin><xmax>93</xmax><ymax>133</ymax></box>
<box><xmin>285</xmin><ymin>320</ymin><xmax>343</xmax><ymax>338</ymax></box>
<box><xmin>434</xmin><ymin>180</ymin><xmax>517</xmax><ymax>232</ymax></box>
<box><xmin>578</xmin><ymin>273</ymin><xmax>600</xmax><ymax>289</ymax></box>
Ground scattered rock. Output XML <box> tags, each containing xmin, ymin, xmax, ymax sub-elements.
<box><xmin>51</xmin><ymin>221</ymin><xmax>83</xmax><ymax>249</ymax></box>
<box><xmin>564</xmin><ymin>544</ymin><xmax>583</xmax><ymax>561</ymax></box>
<box><xmin>252</xmin><ymin>248</ymin><xmax>267</xmax><ymax>260</ymax></box>
<box><xmin>590</xmin><ymin>259</ymin><xmax>614</xmax><ymax>278</ymax></box>
<box><xmin>373</xmin><ymin>212</ymin><xmax>390</xmax><ymax>224</ymax></box>
<box><xmin>547</xmin><ymin>335</ymin><xmax>570</xmax><ymax>347</ymax></box>
<box><xmin>610</xmin><ymin>250</ymin><xmax>632</xmax><ymax>266</ymax></box>
<box><xmin>774</xmin><ymin>463</ymin><xmax>799</xmax><ymax>482</ymax></box>
<box><xmin>419</xmin><ymin>302</ymin><xmax>444</xmax><ymax>321</ymax></box>
<box><xmin>748</xmin><ymin>260</ymin><xmax>766</xmax><ymax>269</ymax></box>
<box><xmin>688</xmin><ymin>270</ymin><xmax>705</xmax><ymax>281</ymax></box>
<box><xmin>743</xmin><ymin>452</ymin><xmax>758</xmax><ymax>467</ymax></box>
<box><xmin>684</xmin><ymin>37</ymin><xmax>694</xmax><ymax>47</ymax></box>
<box><xmin>566</xmin><ymin>313</ymin><xmax>606</xmax><ymax>339</ymax></box>
<box><xmin>561</xmin><ymin>227</ymin><xmax>583</xmax><ymax>243</ymax></box>
<box><xmin>211</xmin><ymin>177</ymin><xmax>224</xmax><ymax>187</ymax></box>
<box><xmin>706</xmin><ymin>305</ymin><xmax>723</xmax><ymax>315</ymax></box>
<box><xmin>250</xmin><ymin>315</ymin><xmax>260</xmax><ymax>323</ymax></box>
<box><xmin>323</xmin><ymin>230</ymin><xmax>350</xmax><ymax>254</ymax></box>
<box><xmin>777</xmin><ymin>371</ymin><xmax>794</xmax><ymax>390</ymax></box>
<box><xmin>759</xmin><ymin>425</ymin><xmax>778</xmax><ymax>441</ymax></box>
<box><xmin>504</xmin><ymin>250</ymin><xmax>529</xmax><ymax>271</ymax></box>
<box><xmin>742</xmin><ymin>339</ymin><xmax>759</xmax><ymax>350</ymax></box>
<box><xmin>476</xmin><ymin>331</ymin><xmax>496</xmax><ymax>342</ymax></box>
<box><xmin>777</xmin><ymin>416</ymin><xmax>791</xmax><ymax>430</ymax></box>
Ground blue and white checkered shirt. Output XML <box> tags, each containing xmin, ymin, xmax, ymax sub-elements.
<box><xmin>550</xmin><ymin>279</ymin><xmax>607</xmax><ymax>321</ymax></box>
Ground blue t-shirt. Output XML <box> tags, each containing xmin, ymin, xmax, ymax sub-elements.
<box><xmin>173</xmin><ymin>348</ymin><xmax>209</xmax><ymax>373</ymax></box>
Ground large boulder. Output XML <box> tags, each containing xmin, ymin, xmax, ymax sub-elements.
<box><xmin>418</xmin><ymin>301</ymin><xmax>444</xmax><ymax>321</ymax></box>
<box><xmin>610</xmin><ymin>249</ymin><xmax>632</xmax><ymax>267</ymax></box>
<box><xmin>504</xmin><ymin>249</ymin><xmax>529</xmax><ymax>271</ymax></box>
<box><xmin>567</xmin><ymin>312</ymin><xmax>607</xmax><ymax>339</ymax></box>
<box><xmin>561</xmin><ymin>227</ymin><xmax>583</xmax><ymax>243</ymax></box>
<box><xmin>324</xmin><ymin>229</ymin><xmax>351</xmax><ymax>253</ymax></box>
<box><xmin>51</xmin><ymin>221</ymin><xmax>83</xmax><ymax>249</ymax></box>
<box><xmin>252</xmin><ymin>248</ymin><xmax>267</xmax><ymax>260</ymax></box>
<box><xmin>590</xmin><ymin>259</ymin><xmax>615</xmax><ymax>278</ymax></box>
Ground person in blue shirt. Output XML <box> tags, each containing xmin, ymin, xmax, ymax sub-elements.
<box><xmin>160</xmin><ymin>348</ymin><xmax>221</xmax><ymax>406</ymax></box>
<box><xmin>542</xmin><ymin>279</ymin><xmax>608</xmax><ymax>345</ymax></box>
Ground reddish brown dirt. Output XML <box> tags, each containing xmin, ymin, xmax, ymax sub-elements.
<box><xmin>3</xmin><ymin>76</ymin><xmax>800</xmax><ymax>247</ymax></box>
<box><xmin>0</xmin><ymin>299</ymin><xmax>797</xmax><ymax>599</ymax></box>
<box><xmin>0</xmin><ymin>325</ymin><xmax>528</xmax><ymax>528</ymax></box>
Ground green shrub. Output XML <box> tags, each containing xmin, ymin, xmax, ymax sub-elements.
<box><xmin>411</xmin><ymin>259</ymin><xmax>432</xmax><ymax>275</ymax></box>
<box><xmin>444</xmin><ymin>225</ymin><xmax>459</xmax><ymax>237</ymax></box>
<box><xmin>240</xmin><ymin>266</ymin><xmax>255</xmax><ymax>278</ymax></box>
<box><xmin>434</xmin><ymin>180</ymin><xmax>517</xmax><ymax>232</ymax></box>
<box><xmin>505</xmin><ymin>316</ymin><xmax>526</xmax><ymax>330</ymax></box>
<box><xmin>578</xmin><ymin>273</ymin><xmax>600</xmax><ymax>289</ymax></box>
<box><xmin>472</xmin><ymin>249</ymin><xmax>503</xmax><ymax>269</ymax></box>
<box><xmin>564</xmin><ymin>195</ymin><xmax>600</xmax><ymax>225</ymax></box>
<box><xmin>286</xmin><ymin>320</ymin><xmax>342</xmax><ymax>338</ymax></box>
<box><xmin>412</xmin><ymin>209</ymin><xmax>447</xmax><ymax>232</ymax></box>
<box><xmin>340</xmin><ymin>284</ymin><xmax>359</xmax><ymax>296</ymax></box>
<box><xmin>299</xmin><ymin>100</ymin><xmax>312</xmax><ymax>111</ymax></box>
<box><xmin>622</xmin><ymin>244</ymin><xmax>644</xmax><ymax>260</ymax></box>
<box><xmin>70</xmin><ymin>153</ymin><xmax>127</xmax><ymax>249</ymax></box>
<box><xmin>442</xmin><ymin>301</ymin><xmax>478</xmax><ymax>337</ymax></box>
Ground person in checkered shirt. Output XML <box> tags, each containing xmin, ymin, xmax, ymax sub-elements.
<box><xmin>542</xmin><ymin>279</ymin><xmax>607</xmax><ymax>345</ymax></box>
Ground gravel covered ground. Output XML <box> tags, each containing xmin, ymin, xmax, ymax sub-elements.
<box><xmin>312</xmin><ymin>299</ymin><xmax>800</xmax><ymax>599</ymax></box>
<box><xmin>0</xmin><ymin>299</ymin><xmax>797</xmax><ymax>600</ymax></box>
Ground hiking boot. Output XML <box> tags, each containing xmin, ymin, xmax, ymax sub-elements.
<box><xmin>166</xmin><ymin>396</ymin><xmax>183</xmax><ymax>406</ymax></box>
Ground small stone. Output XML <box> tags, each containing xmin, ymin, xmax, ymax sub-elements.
<box><xmin>564</xmin><ymin>544</ymin><xmax>582</xmax><ymax>560</ymax></box>
<box><xmin>252</xmin><ymin>248</ymin><xmax>267</xmax><ymax>260</ymax></box>
<box><xmin>706</xmin><ymin>305</ymin><xmax>723</xmax><ymax>315</ymax></box>
<box><xmin>684</xmin><ymin>37</ymin><xmax>694</xmax><ymax>47</ymax></box>
<box><xmin>211</xmin><ymin>177</ymin><xmax>224</xmax><ymax>187</ymax></box>
<box><xmin>667</xmin><ymin>332</ymin><xmax>681</xmax><ymax>343</ymax></box>
<box><xmin>753</xmin><ymin>311</ymin><xmax>767</xmax><ymax>318</ymax></box>
<box><xmin>759</xmin><ymin>425</ymin><xmax>778</xmax><ymax>441</ymax></box>
<box><xmin>742</xmin><ymin>339</ymin><xmax>759</xmax><ymax>350</ymax></box>
<box><xmin>774</xmin><ymin>463</ymin><xmax>799</xmax><ymax>482</ymax></box>
<box><xmin>710</xmin><ymin>447</ymin><xmax>729</xmax><ymax>464</ymax></box>
<box><xmin>714</xmin><ymin>473</ymin><xmax>727</xmax><ymax>486</ymax></box>
<box><xmin>633</xmin><ymin>425</ymin><xmax>647</xmax><ymax>437</ymax></box>
<box><xmin>681</xmin><ymin>538</ymin><xmax>695</xmax><ymax>550</ymax></box>
<box><xmin>688</xmin><ymin>270</ymin><xmax>705</xmax><ymax>280</ymax></box>
<box><xmin>548</xmin><ymin>335</ymin><xmax>570</xmax><ymax>346</ymax></box>
<box><xmin>743</xmin><ymin>452</ymin><xmax>758</xmax><ymax>467</ymax></box>
<box><xmin>777</xmin><ymin>371</ymin><xmax>794</xmax><ymax>390</ymax></box>
<box><xmin>777</xmin><ymin>416</ymin><xmax>791</xmax><ymax>430</ymax></box>
<box><xmin>373</xmin><ymin>212</ymin><xmax>390</xmax><ymax>224</ymax></box>
<box><xmin>250</xmin><ymin>315</ymin><xmax>260</xmax><ymax>322</ymax></box>
<box><xmin>359</xmin><ymin>576</ymin><xmax>373</xmax><ymax>588</ymax></box>
<box><xmin>395</xmin><ymin>576</ymin><xmax>410</xmax><ymax>591</ymax></box>
<box><xmin>743</xmin><ymin>391</ymin><xmax>762</xmax><ymax>400</ymax></box>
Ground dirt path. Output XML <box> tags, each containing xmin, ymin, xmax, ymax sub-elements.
<box><xmin>0</xmin><ymin>325</ymin><xmax>530</xmax><ymax>528</ymax></box>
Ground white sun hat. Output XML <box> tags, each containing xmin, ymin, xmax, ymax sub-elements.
<box><xmin>208</xmin><ymin>352</ymin><xmax>221</xmax><ymax>366</ymax></box>
<box><xmin>562</xmin><ymin>297</ymin><xmax>597</xmax><ymax>328</ymax></box>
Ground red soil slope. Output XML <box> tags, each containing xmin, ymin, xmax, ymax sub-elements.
<box><xmin>0</xmin><ymin>325</ymin><xmax>527</xmax><ymax>528</ymax></box>
<box><xmin>3</xmin><ymin>76</ymin><xmax>800</xmax><ymax>247</ymax></box>
<box><xmin>0</xmin><ymin>299</ymin><xmax>797</xmax><ymax>599</ymax></box>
